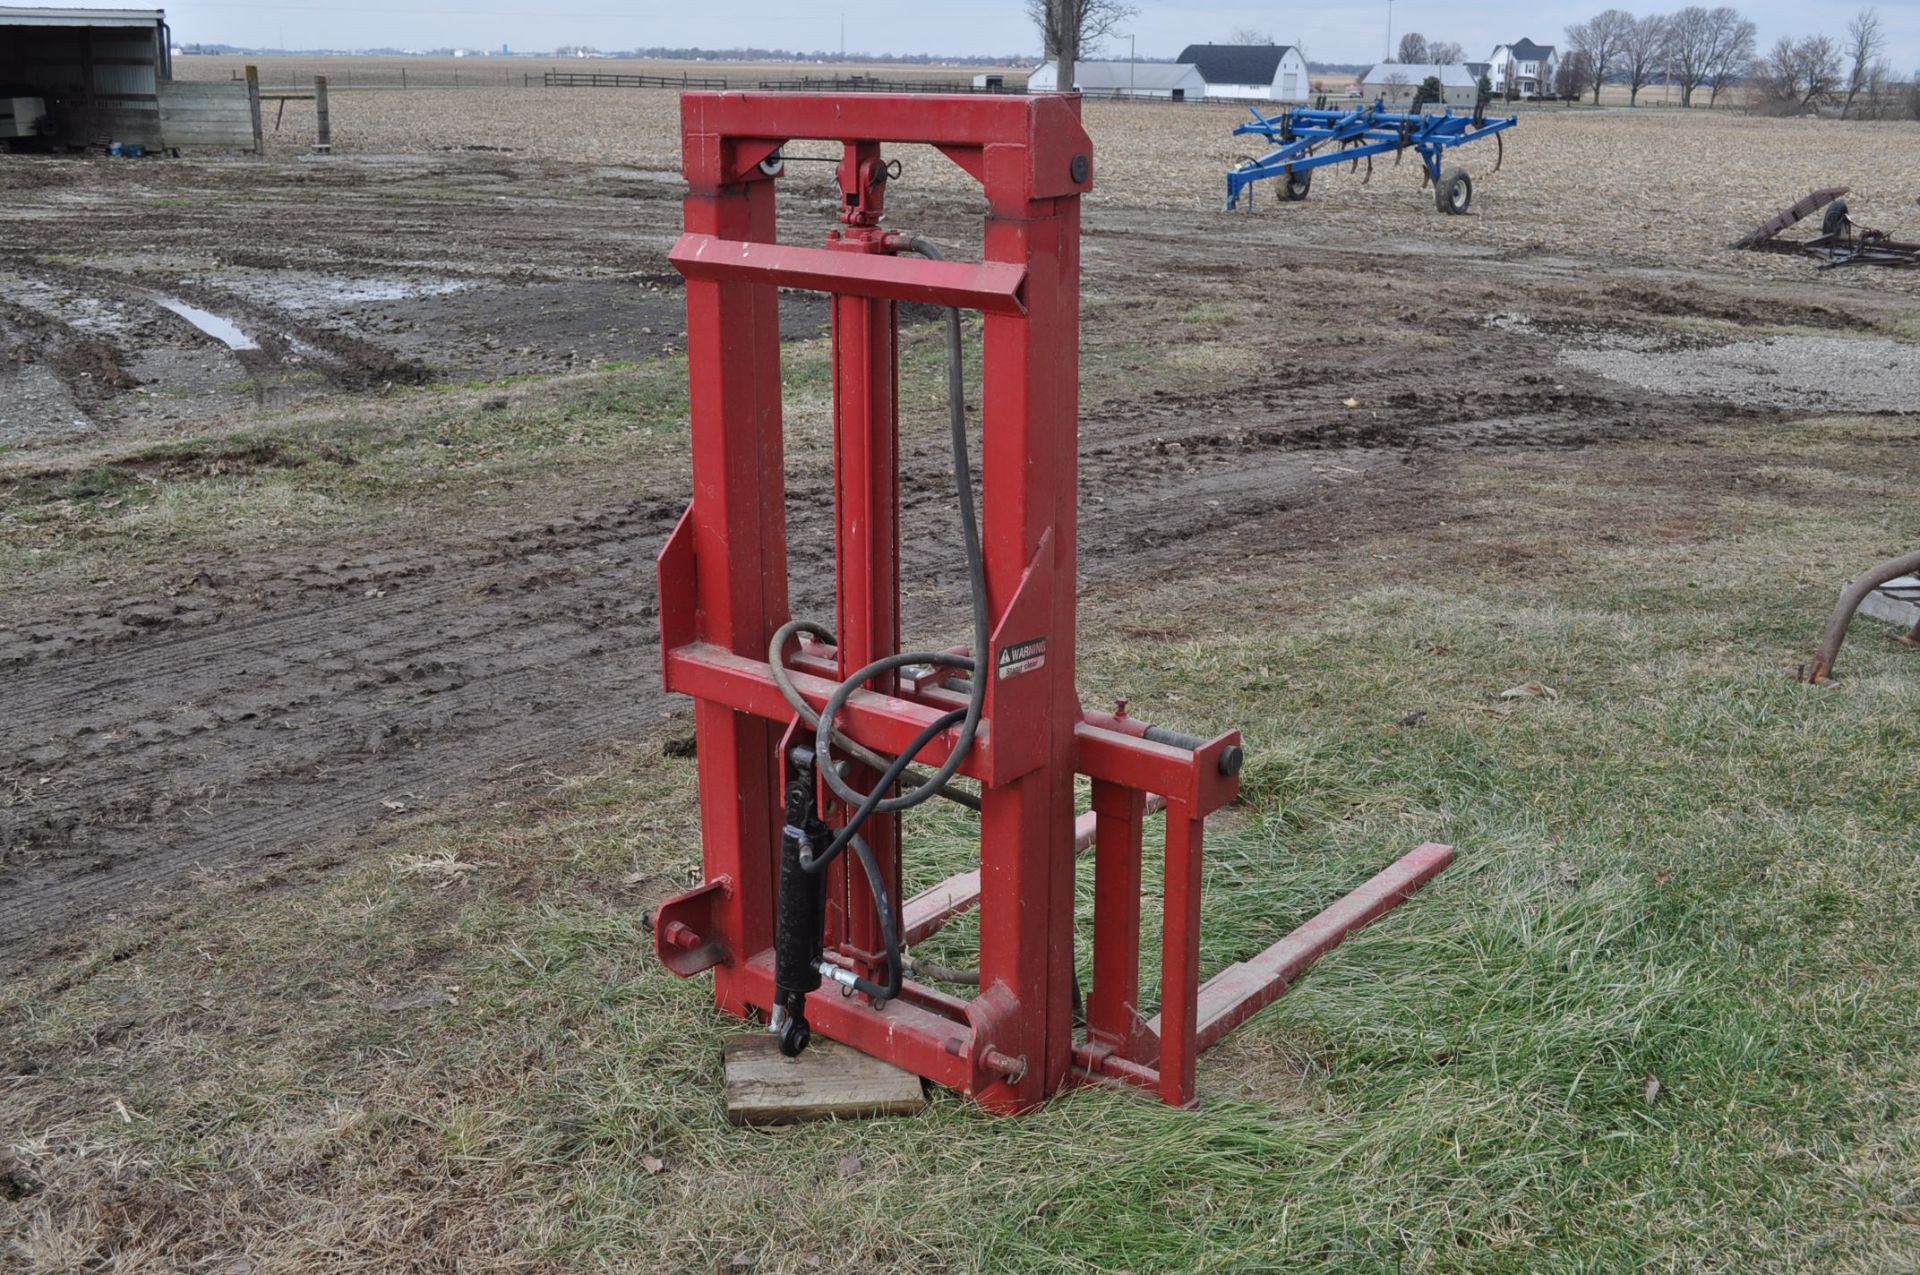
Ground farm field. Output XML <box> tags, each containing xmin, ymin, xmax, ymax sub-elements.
<box><xmin>2</xmin><ymin>84</ymin><xmax>1919</xmax><ymax>1273</ymax></box>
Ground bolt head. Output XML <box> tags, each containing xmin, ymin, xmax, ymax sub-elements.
<box><xmin>1070</xmin><ymin>153</ymin><xmax>1090</xmax><ymax>184</ymax></box>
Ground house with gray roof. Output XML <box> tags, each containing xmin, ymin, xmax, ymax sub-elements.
<box><xmin>1488</xmin><ymin>39</ymin><xmax>1559</xmax><ymax>98</ymax></box>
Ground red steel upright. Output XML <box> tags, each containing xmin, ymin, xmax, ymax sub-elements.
<box><xmin>652</xmin><ymin>91</ymin><xmax>1452</xmax><ymax>1112</ymax></box>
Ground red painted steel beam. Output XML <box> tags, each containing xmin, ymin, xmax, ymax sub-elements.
<box><xmin>665</xmin><ymin>643</ymin><xmax>989</xmax><ymax>779</ymax></box>
<box><xmin>735</xmin><ymin>952</ymin><xmax>977</xmax><ymax>1092</ymax></box>
<box><xmin>670</xmin><ymin>235</ymin><xmax>1029</xmax><ymax>315</ymax></box>
<box><xmin>901</xmin><ymin>796</ymin><xmax>1171</xmax><ymax>946</ymax></box>
<box><xmin>902</xmin><ymin>869</ymin><xmax>983</xmax><ymax>947</ymax></box>
<box><xmin>680</xmin><ymin>91</ymin><xmax>1095</xmax><ymax>207</ymax></box>
<box><xmin>1070</xmin><ymin>1042</ymin><xmax>1162</xmax><ymax>1094</ymax></box>
<box><xmin>1150</xmin><ymin>842</ymin><xmax>1455</xmax><ymax>1053</ymax></box>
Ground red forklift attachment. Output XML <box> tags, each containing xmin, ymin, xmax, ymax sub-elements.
<box><xmin>650</xmin><ymin>90</ymin><xmax>1452</xmax><ymax>1112</ymax></box>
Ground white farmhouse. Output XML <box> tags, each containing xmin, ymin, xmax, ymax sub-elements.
<box><xmin>1026</xmin><ymin>59</ymin><xmax>1206</xmax><ymax>100</ymax></box>
<box><xmin>1176</xmin><ymin>43</ymin><xmax>1312</xmax><ymax>102</ymax></box>
<box><xmin>1487</xmin><ymin>39</ymin><xmax>1559</xmax><ymax>99</ymax></box>
<box><xmin>1361</xmin><ymin>63</ymin><xmax>1481</xmax><ymax>109</ymax></box>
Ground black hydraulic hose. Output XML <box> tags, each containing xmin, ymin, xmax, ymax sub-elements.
<box><xmin>774</xmin><ymin>234</ymin><xmax>987</xmax><ymax>1007</ymax></box>
<box><xmin>768</xmin><ymin>618</ymin><xmax>980</xmax><ymax>811</ymax></box>
<box><xmin>812</xmin><ymin>236</ymin><xmax>989</xmax><ymax>820</ymax></box>
<box><xmin>834</xmin><ymin>831</ymin><xmax>904</xmax><ymax>1001</ymax></box>
<box><xmin>800</xmin><ymin>707</ymin><xmax>966</xmax><ymax>875</ymax></box>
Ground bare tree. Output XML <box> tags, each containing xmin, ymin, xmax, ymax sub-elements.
<box><xmin>1705</xmin><ymin>9</ymin><xmax>1756</xmax><ymax>105</ymax></box>
<box><xmin>1756</xmin><ymin>34</ymin><xmax>1843</xmax><ymax>109</ymax></box>
<box><xmin>1842</xmin><ymin>8</ymin><xmax>1885</xmax><ymax>118</ymax></box>
<box><xmin>1027</xmin><ymin>0</ymin><xmax>1138</xmax><ymax>90</ymax></box>
<box><xmin>1861</xmin><ymin>58</ymin><xmax>1896</xmax><ymax>118</ymax></box>
<box><xmin>1557</xmin><ymin>49</ymin><xmax>1596</xmax><ymax>100</ymax></box>
<box><xmin>1566</xmin><ymin>10</ymin><xmax>1635</xmax><ymax>103</ymax></box>
<box><xmin>1229</xmin><ymin>26</ymin><xmax>1275</xmax><ymax>45</ymax></box>
<box><xmin>1397</xmin><ymin>32</ymin><xmax>1430</xmax><ymax>64</ymax></box>
<box><xmin>1666</xmin><ymin>6</ymin><xmax>1712</xmax><ymax>105</ymax></box>
<box><xmin>1429</xmin><ymin>41</ymin><xmax>1465</xmax><ymax>65</ymax></box>
<box><xmin>1667</xmin><ymin>5</ymin><xmax>1751</xmax><ymax>107</ymax></box>
<box><xmin>1621</xmin><ymin>13</ymin><xmax>1670</xmax><ymax>105</ymax></box>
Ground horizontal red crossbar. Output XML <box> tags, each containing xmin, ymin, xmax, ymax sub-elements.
<box><xmin>735</xmin><ymin>951</ymin><xmax>977</xmax><ymax>1091</ymax></box>
<box><xmin>666</xmin><ymin>641</ymin><xmax>985</xmax><ymax>778</ymax></box>
<box><xmin>686</xmin><ymin>90</ymin><xmax>1045</xmax><ymax>147</ymax></box>
<box><xmin>670</xmin><ymin>235</ymin><xmax>1029</xmax><ymax>314</ymax></box>
<box><xmin>1149</xmin><ymin>842</ymin><xmax>1455</xmax><ymax>1051</ymax></box>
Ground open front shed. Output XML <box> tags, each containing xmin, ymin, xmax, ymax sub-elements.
<box><xmin>1</xmin><ymin>7</ymin><xmax>172</xmax><ymax>148</ymax></box>
<box><xmin>1</xmin><ymin>6</ymin><xmax>258</xmax><ymax>152</ymax></box>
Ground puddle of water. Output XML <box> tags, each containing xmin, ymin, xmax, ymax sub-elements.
<box><xmin>195</xmin><ymin>270</ymin><xmax>472</xmax><ymax>314</ymax></box>
<box><xmin>158</xmin><ymin>298</ymin><xmax>259</xmax><ymax>351</ymax></box>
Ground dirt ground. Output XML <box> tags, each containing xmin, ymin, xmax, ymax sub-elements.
<box><xmin>2</xmin><ymin>92</ymin><xmax>1918</xmax><ymax>972</ymax></box>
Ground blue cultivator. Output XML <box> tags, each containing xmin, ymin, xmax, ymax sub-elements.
<box><xmin>1226</xmin><ymin>100</ymin><xmax>1518</xmax><ymax>215</ymax></box>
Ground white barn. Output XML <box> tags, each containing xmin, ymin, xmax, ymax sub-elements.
<box><xmin>1027</xmin><ymin>59</ymin><xmax>1205</xmax><ymax>100</ymax></box>
<box><xmin>1177</xmin><ymin>43</ymin><xmax>1312</xmax><ymax>102</ymax></box>
<box><xmin>1361</xmin><ymin>63</ymin><xmax>1481</xmax><ymax>109</ymax></box>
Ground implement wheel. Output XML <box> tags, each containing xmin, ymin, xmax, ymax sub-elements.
<box><xmin>1437</xmin><ymin>167</ymin><xmax>1473</xmax><ymax>215</ymax></box>
<box><xmin>1281</xmin><ymin>168</ymin><xmax>1312</xmax><ymax>201</ymax></box>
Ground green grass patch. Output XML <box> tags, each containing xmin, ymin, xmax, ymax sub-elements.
<box><xmin>5</xmin><ymin>415</ymin><xmax>1918</xmax><ymax>1272</ymax></box>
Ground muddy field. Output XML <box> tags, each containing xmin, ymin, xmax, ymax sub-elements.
<box><xmin>2</xmin><ymin>93</ymin><xmax>1918</xmax><ymax>969</ymax></box>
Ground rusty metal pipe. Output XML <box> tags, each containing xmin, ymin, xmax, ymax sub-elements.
<box><xmin>1799</xmin><ymin>549</ymin><xmax>1920</xmax><ymax>684</ymax></box>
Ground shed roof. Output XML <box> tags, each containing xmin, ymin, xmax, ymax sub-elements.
<box><xmin>1363</xmin><ymin>63</ymin><xmax>1481</xmax><ymax>88</ymax></box>
<box><xmin>1176</xmin><ymin>43</ymin><xmax>1297</xmax><ymax>86</ymax></box>
<box><xmin>1067</xmin><ymin>60</ymin><xmax>1203</xmax><ymax>91</ymax></box>
<box><xmin>0</xmin><ymin>6</ymin><xmax>165</xmax><ymax>25</ymax></box>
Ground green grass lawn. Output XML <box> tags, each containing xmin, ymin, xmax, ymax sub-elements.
<box><xmin>4</xmin><ymin>410</ymin><xmax>1918</xmax><ymax>1273</ymax></box>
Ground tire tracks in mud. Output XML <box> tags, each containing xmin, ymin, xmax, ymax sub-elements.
<box><xmin>0</xmin><ymin>333</ymin><xmax>1773</xmax><ymax>964</ymax></box>
<box><xmin>0</xmin><ymin>252</ymin><xmax>429</xmax><ymax>414</ymax></box>
<box><xmin>0</xmin><ymin>395</ymin><xmax>1460</xmax><ymax>964</ymax></box>
<box><xmin>0</xmin><ymin>169</ymin><xmax>1789</xmax><ymax>964</ymax></box>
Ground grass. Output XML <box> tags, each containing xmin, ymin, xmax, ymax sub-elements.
<box><xmin>4</xmin><ymin>409</ymin><xmax>1918</xmax><ymax>1272</ymax></box>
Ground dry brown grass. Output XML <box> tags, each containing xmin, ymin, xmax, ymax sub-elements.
<box><xmin>234</xmin><ymin>85</ymin><xmax>1920</xmax><ymax>293</ymax></box>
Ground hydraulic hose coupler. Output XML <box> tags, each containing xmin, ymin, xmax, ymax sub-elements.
<box><xmin>772</xmin><ymin>771</ymin><xmax>827</xmax><ymax>1057</ymax></box>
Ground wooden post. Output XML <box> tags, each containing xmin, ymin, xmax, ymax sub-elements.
<box><xmin>313</xmin><ymin>75</ymin><xmax>330</xmax><ymax>152</ymax></box>
<box><xmin>401</xmin><ymin>66</ymin><xmax>407</xmax><ymax>90</ymax></box>
<box><xmin>245</xmin><ymin>64</ymin><xmax>263</xmax><ymax>154</ymax></box>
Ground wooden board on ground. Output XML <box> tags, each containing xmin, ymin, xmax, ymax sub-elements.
<box><xmin>723</xmin><ymin>1032</ymin><xmax>927</xmax><ymax>1126</ymax></box>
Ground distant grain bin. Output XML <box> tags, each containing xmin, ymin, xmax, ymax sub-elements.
<box><xmin>0</xmin><ymin>6</ymin><xmax>257</xmax><ymax>152</ymax></box>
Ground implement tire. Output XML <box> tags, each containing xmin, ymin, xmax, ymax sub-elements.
<box><xmin>1437</xmin><ymin>167</ymin><xmax>1472</xmax><ymax>215</ymax></box>
<box><xmin>1281</xmin><ymin>168</ymin><xmax>1312</xmax><ymax>201</ymax></box>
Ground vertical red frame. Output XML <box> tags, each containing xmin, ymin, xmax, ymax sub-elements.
<box><xmin>664</xmin><ymin>92</ymin><xmax>1095</xmax><ymax>1110</ymax></box>
<box><xmin>655</xmin><ymin>92</ymin><xmax>1449</xmax><ymax>1113</ymax></box>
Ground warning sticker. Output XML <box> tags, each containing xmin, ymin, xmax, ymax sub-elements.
<box><xmin>996</xmin><ymin>636</ymin><xmax>1047</xmax><ymax>680</ymax></box>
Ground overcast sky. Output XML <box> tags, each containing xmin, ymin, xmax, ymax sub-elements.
<box><xmin>106</xmin><ymin>0</ymin><xmax>1920</xmax><ymax>67</ymax></box>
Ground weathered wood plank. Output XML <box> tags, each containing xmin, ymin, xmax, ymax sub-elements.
<box><xmin>722</xmin><ymin>1032</ymin><xmax>926</xmax><ymax>1126</ymax></box>
<box><xmin>245</xmin><ymin>64</ymin><xmax>263</xmax><ymax>154</ymax></box>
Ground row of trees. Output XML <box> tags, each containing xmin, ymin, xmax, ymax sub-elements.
<box><xmin>1390</xmin><ymin>34</ymin><xmax>1466</xmax><ymax>67</ymax></box>
<box><xmin>1751</xmin><ymin>8</ymin><xmax>1903</xmax><ymax>117</ymax></box>
<box><xmin>1028</xmin><ymin>0</ymin><xmax>1914</xmax><ymax>120</ymax></box>
<box><xmin>1563</xmin><ymin>5</ymin><xmax>1913</xmax><ymax>116</ymax></box>
<box><xmin>1561</xmin><ymin>7</ymin><xmax>1758</xmax><ymax>106</ymax></box>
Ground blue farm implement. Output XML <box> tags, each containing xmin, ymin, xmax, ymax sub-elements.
<box><xmin>1226</xmin><ymin>100</ymin><xmax>1518</xmax><ymax>216</ymax></box>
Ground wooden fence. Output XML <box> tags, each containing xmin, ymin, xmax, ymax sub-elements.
<box><xmin>541</xmin><ymin>70</ymin><xmax>731</xmax><ymax>90</ymax></box>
